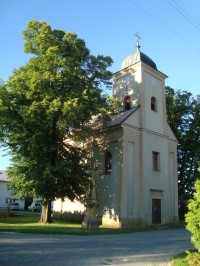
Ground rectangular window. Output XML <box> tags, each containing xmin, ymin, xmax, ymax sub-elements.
<box><xmin>152</xmin><ymin>151</ymin><xmax>160</xmax><ymax>171</ymax></box>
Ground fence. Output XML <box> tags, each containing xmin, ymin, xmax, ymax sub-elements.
<box><xmin>0</xmin><ymin>206</ymin><xmax>11</xmax><ymax>218</ymax></box>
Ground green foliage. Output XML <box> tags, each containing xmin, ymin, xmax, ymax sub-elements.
<box><xmin>0</xmin><ymin>20</ymin><xmax>118</xmax><ymax>222</ymax></box>
<box><xmin>171</xmin><ymin>250</ymin><xmax>200</xmax><ymax>266</ymax></box>
<box><xmin>171</xmin><ymin>251</ymin><xmax>189</xmax><ymax>266</ymax></box>
<box><xmin>166</xmin><ymin>87</ymin><xmax>200</xmax><ymax>218</ymax></box>
<box><xmin>186</xmin><ymin>250</ymin><xmax>200</xmax><ymax>266</ymax></box>
<box><xmin>185</xmin><ymin>180</ymin><xmax>200</xmax><ymax>252</ymax></box>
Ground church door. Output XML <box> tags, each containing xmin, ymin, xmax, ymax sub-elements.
<box><xmin>152</xmin><ymin>199</ymin><xmax>161</xmax><ymax>224</ymax></box>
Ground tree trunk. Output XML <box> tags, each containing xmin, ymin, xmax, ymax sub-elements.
<box><xmin>39</xmin><ymin>201</ymin><xmax>52</xmax><ymax>223</ymax></box>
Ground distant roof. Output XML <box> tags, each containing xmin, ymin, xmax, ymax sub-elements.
<box><xmin>0</xmin><ymin>170</ymin><xmax>8</xmax><ymax>182</ymax></box>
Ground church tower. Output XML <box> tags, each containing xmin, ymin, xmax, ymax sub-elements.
<box><xmin>113</xmin><ymin>39</ymin><xmax>168</xmax><ymax>134</ymax></box>
<box><xmin>93</xmin><ymin>38</ymin><xmax>179</xmax><ymax>227</ymax></box>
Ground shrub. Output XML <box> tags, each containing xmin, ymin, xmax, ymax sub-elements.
<box><xmin>185</xmin><ymin>180</ymin><xmax>200</xmax><ymax>252</ymax></box>
<box><xmin>186</xmin><ymin>250</ymin><xmax>200</xmax><ymax>266</ymax></box>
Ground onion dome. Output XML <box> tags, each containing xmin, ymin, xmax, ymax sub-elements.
<box><xmin>121</xmin><ymin>41</ymin><xmax>157</xmax><ymax>70</ymax></box>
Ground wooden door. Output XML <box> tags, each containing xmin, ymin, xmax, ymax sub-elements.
<box><xmin>152</xmin><ymin>199</ymin><xmax>161</xmax><ymax>224</ymax></box>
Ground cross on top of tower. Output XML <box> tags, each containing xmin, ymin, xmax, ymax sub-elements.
<box><xmin>135</xmin><ymin>32</ymin><xmax>141</xmax><ymax>51</ymax></box>
<box><xmin>135</xmin><ymin>32</ymin><xmax>141</xmax><ymax>42</ymax></box>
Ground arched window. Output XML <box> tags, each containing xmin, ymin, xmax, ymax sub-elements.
<box><xmin>124</xmin><ymin>96</ymin><xmax>131</xmax><ymax>111</ymax></box>
<box><xmin>105</xmin><ymin>152</ymin><xmax>112</xmax><ymax>175</ymax></box>
<box><xmin>151</xmin><ymin>97</ymin><xmax>157</xmax><ymax>111</ymax></box>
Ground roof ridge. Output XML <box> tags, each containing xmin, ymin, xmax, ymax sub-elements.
<box><xmin>108</xmin><ymin>105</ymin><xmax>140</xmax><ymax>127</ymax></box>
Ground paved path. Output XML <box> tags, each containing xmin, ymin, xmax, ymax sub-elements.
<box><xmin>0</xmin><ymin>228</ymin><xmax>194</xmax><ymax>266</ymax></box>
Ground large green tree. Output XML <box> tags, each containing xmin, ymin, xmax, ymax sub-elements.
<box><xmin>0</xmin><ymin>20</ymin><xmax>119</xmax><ymax>223</ymax></box>
<box><xmin>165</xmin><ymin>86</ymin><xmax>200</xmax><ymax>218</ymax></box>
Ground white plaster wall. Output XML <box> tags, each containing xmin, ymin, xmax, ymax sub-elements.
<box><xmin>168</xmin><ymin>140</ymin><xmax>179</xmax><ymax>221</ymax></box>
<box><xmin>140</xmin><ymin>129</ymin><xmax>178</xmax><ymax>224</ymax></box>
<box><xmin>113</xmin><ymin>65</ymin><xmax>141</xmax><ymax>108</ymax></box>
<box><xmin>124</xmin><ymin>108</ymin><xmax>141</xmax><ymax>128</ymax></box>
<box><xmin>0</xmin><ymin>181</ymin><xmax>12</xmax><ymax>206</ymax></box>
<box><xmin>120</xmin><ymin>125</ymin><xmax>141</xmax><ymax>224</ymax></box>
<box><xmin>95</xmin><ymin>141</ymin><xmax>121</xmax><ymax>222</ymax></box>
<box><xmin>53</xmin><ymin>198</ymin><xmax>85</xmax><ymax>213</ymax></box>
<box><xmin>143</xmin><ymin>71</ymin><xmax>165</xmax><ymax>134</ymax></box>
<box><xmin>127</xmin><ymin>142</ymin><xmax>135</xmax><ymax>217</ymax></box>
<box><xmin>141</xmin><ymin>132</ymin><xmax>168</xmax><ymax>183</ymax></box>
<box><xmin>0</xmin><ymin>181</ymin><xmax>25</xmax><ymax>209</ymax></box>
<box><xmin>93</xmin><ymin>129</ymin><xmax>123</xmax><ymax>227</ymax></box>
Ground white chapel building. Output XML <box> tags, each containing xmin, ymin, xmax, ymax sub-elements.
<box><xmin>54</xmin><ymin>41</ymin><xmax>179</xmax><ymax>228</ymax></box>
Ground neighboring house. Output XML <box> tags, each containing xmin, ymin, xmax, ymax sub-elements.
<box><xmin>0</xmin><ymin>170</ymin><xmax>24</xmax><ymax>209</ymax></box>
<box><xmin>54</xmin><ymin>40</ymin><xmax>179</xmax><ymax>228</ymax></box>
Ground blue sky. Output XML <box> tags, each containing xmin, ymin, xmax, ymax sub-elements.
<box><xmin>0</xmin><ymin>0</ymin><xmax>200</xmax><ymax>169</ymax></box>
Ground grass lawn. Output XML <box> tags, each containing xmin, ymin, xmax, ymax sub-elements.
<box><xmin>0</xmin><ymin>212</ymin><xmax>86</xmax><ymax>235</ymax></box>
<box><xmin>0</xmin><ymin>211</ymin><xmax>186</xmax><ymax>235</ymax></box>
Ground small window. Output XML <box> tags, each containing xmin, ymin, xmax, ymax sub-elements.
<box><xmin>151</xmin><ymin>97</ymin><xmax>157</xmax><ymax>111</ymax></box>
<box><xmin>105</xmin><ymin>152</ymin><xmax>112</xmax><ymax>174</ymax></box>
<box><xmin>152</xmin><ymin>151</ymin><xmax>160</xmax><ymax>171</ymax></box>
<box><xmin>124</xmin><ymin>96</ymin><xmax>131</xmax><ymax>111</ymax></box>
<box><xmin>6</xmin><ymin>198</ymin><xmax>11</xmax><ymax>203</ymax></box>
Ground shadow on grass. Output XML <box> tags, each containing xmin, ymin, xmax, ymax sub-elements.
<box><xmin>0</xmin><ymin>212</ymin><xmax>186</xmax><ymax>236</ymax></box>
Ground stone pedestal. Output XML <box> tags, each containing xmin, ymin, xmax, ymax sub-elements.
<box><xmin>82</xmin><ymin>178</ymin><xmax>99</xmax><ymax>230</ymax></box>
<box><xmin>82</xmin><ymin>216</ymin><xmax>99</xmax><ymax>230</ymax></box>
